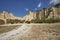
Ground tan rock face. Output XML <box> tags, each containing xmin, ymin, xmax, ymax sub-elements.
<box><xmin>23</xmin><ymin>11</ymin><xmax>36</xmax><ymax>21</ymax></box>
<box><xmin>0</xmin><ymin>11</ymin><xmax>22</xmax><ymax>24</ymax></box>
<box><xmin>0</xmin><ymin>6</ymin><xmax>60</xmax><ymax>22</ymax></box>
<box><xmin>23</xmin><ymin>6</ymin><xmax>60</xmax><ymax>21</ymax></box>
<box><xmin>48</xmin><ymin>7</ymin><xmax>60</xmax><ymax>19</ymax></box>
<box><xmin>36</xmin><ymin>9</ymin><xmax>45</xmax><ymax>20</ymax></box>
<box><xmin>0</xmin><ymin>11</ymin><xmax>21</xmax><ymax>19</ymax></box>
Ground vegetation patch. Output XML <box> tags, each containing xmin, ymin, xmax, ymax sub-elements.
<box><xmin>30</xmin><ymin>18</ymin><xmax>60</xmax><ymax>23</ymax></box>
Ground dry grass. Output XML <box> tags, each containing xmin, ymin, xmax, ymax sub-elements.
<box><xmin>19</xmin><ymin>23</ymin><xmax>60</xmax><ymax>40</ymax></box>
<box><xmin>0</xmin><ymin>23</ymin><xmax>60</xmax><ymax>40</ymax></box>
<box><xmin>0</xmin><ymin>25</ymin><xmax>21</xmax><ymax>34</ymax></box>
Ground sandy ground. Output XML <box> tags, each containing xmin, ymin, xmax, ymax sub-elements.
<box><xmin>0</xmin><ymin>23</ymin><xmax>60</xmax><ymax>40</ymax></box>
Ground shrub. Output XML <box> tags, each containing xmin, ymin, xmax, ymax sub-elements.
<box><xmin>32</xmin><ymin>18</ymin><xmax>60</xmax><ymax>23</ymax></box>
<box><xmin>0</xmin><ymin>19</ymin><xmax>5</xmax><ymax>25</ymax></box>
<box><xmin>25</xmin><ymin>21</ymin><xmax>30</xmax><ymax>24</ymax></box>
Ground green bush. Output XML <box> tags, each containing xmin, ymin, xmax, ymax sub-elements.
<box><xmin>34</xmin><ymin>19</ymin><xmax>45</xmax><ymax>23</ymax></box>
<box><xmin>25</xmin><ymin>21</ymin><xmax>30</xmax><ymax>24</ymax></box>
<box><xmin>0</xmin><ymin>19</ymin><xmax>5</xmax><ymax>25</ymax></box>
<box><xmin>32</xmin><ymin>18</ymin><xmax>60</xmax><ymax>23</ymax></box>
<box><xmin>7</xmin><ymin>19</ymin><xmax>23</xmax><ymax>24</ymax></box>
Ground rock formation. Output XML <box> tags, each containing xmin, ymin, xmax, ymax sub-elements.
<box><xmin>23</xmin><ymin>6</ymin><xmax>60</xmax><ymax>21</ymax></box>
<box><xmin>0</xmin><ymin>11</ymin><xmax>22</xmax><ymax>24</ymax></box>
<box><xmin>0</xmin><ymin>11</ymin><xmax>21</xmax><ymax>19</ymax></box>
<box><xmin>23</xmin><ymin>11</ymin><xmax>36</xmax><ymax>21</ymax></box>
<box><xmin>0</xmin><ymin>4</ymin><xmax>60</xmax><ymax>23</ymax></box>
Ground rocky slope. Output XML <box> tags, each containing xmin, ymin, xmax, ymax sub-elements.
<box><xmin>0</xmin><ymin>6</ymin><xmax>60</xmax><ymax>22</ymax></box>
<box><xmin>0</xmin><ymin>11</ymin><xmax>21</xmax><ymax>19</ymax></box>
<box><xmin>23</xmin><ymin>4</ymin><xmax>60</xmax><ymax>21</ymax></box>
<box><xmin>0</xmin><ymin>4</ymin><xmax>60</xmax><ymax>22</ymax></box>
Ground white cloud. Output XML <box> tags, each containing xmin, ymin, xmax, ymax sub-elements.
<box><xmin>25</xmin><ymin>8</ymin><xmax>29</xmax><ymax>11</ymax></box>
<box><xmin>49</xmin><ymin>0</ymin><xmax>60</xmax><ymax>5</ymax></box>
<box><xmin>35</xmin><ymin>8</ymin><xmax>37</xmax><ymax>10</ymax></box>
<box><xmin>37</xmin><ymin>2</ymin><xmax>41</xmax><ymax>8</ymax></box>
<box><xmin>34</xmin><ymin>2</ymin><xmax>42</xmax><ymax>11</ymax></box>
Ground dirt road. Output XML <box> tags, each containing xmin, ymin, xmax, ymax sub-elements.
<box><xmin>0</xmin><ymin>24</ymin><xmax>32</xmax><ymax>40</ymax></box>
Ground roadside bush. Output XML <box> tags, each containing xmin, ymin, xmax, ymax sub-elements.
<box><xmin>0</xmin><ymin>19</ymin><xmax>5</xmax><ymax>25</ymax></box>
<box><xmin>34</xmin><ymin>19</ymin><xmax>45</xmax><ymax>23</ymax></box>
<box><xmin>19</xmin><ymin>20</ymin><xmax>25</xmax><ymax>23</ymax></box>
<box><xmin>32</xmin><ymin>18</ymin><xmax>60</xmax><ymax>23</ymax></box>
<box><xmin>45</xmin><ymin>19</ymin><xmax>54</xmax><ymax>23</ymax></box>
<box><xmin>7</xmin><ymin>19</ymin><xmax>23</xmax><ymax>24</ymax></box>
<box><xmin>25</xmin><ymin>21</ymin><xmax>30</xmax><ymax>24</ymax></box>
<box><xmin>6</xmin><ymin>19</ymin><xmax>14</xmax><ymax>24</ymax></box>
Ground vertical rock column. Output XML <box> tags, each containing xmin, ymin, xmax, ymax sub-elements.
<box><xmin>3</xmin><ymin>11</ymin><xmax>6</xmax><ymax>24</ymax></box>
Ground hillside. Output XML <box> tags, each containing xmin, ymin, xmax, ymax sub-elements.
<box><xmin>0</xmin><ymin>4</ymin><xmax>60</xmax><ymax>24</ymax></box>
<box><xmin>0</xmin><ymin>11</ymin><xmax>21</xmax><ymax>19</ymax></box>
<box><xmin>23</xmin><ymin>4</ymin><xmax>60</xmax><ymax>21</ymax></box>
<box><xmin>0</xmin><ymin>11</ymin><xmax>22</xmax><ymax>24</ymax></box>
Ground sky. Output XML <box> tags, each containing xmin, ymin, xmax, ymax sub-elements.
<box><xmin>0</xmin><ymin>0</ymin><xmax>60</xmax><ymax>17</ymax></box>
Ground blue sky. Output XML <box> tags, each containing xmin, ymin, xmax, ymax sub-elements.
<box><xmin>0</xmin><ymin>0</ymin><xmax>58</xmax><ymax>17</ymax></box>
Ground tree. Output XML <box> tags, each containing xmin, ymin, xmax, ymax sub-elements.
<box><xmin>55</xmin><ymin>3</ymin><xmax>60</xmax><ymax>7</ymax></box>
